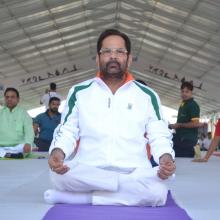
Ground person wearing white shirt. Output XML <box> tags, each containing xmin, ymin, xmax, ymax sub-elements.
<box><xmin>40</xmin><ymin>83</ymin><xmax>62</xmax><ymax>109</ymax></box>
<box><xmin>44</xmin><ymin>29</ymin><xmax>176</xmax><ymax>207</ymax></box>
<box><xmin>201</xmin><ymin>132</ymin><xmax>212</xmax><ymax>151</ymax></box>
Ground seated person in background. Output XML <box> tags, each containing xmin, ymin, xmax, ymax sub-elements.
<box><xmin>200</xmin><ymin>132</ymin><xmax>212</xmax><ymax>151</ymax></box>
<box><xmin>33</xmin><ymin>97</ymin><xmax>61</xmax><ymax>152</ymax></box>
<box><xmin>193</xmin><ymin>119</ymin><xmax>220</xmax><ymax>162</ymax></box>
<box><xmin>0</xmin><ymin>87</ymin><xmax>34</xmax><ymax>158</ymax></box>
<box><xmin>44</xmin><ymin>29</ymin><xmax>175</xmax><ymax>207</ymax></box>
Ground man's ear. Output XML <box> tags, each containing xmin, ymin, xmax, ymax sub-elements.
<box><xmin>127</xmin><ymin>54</ymin><xmax>132</xmax><ymax>68</ymax></box>
<box><xmin>96</xmin><ymin>54</ymin><xmax>100</xmax><ymax>70</ymax></box>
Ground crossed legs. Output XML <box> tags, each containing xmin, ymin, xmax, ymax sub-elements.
<box><xmin>0</xmin><ymin>143</ymin><xmax>25</xmax><ymax>158</ymax></box>
<box><xmin>44</xmin><ymin>163</ymin><xmax>168</xmax><ymax>207</ymax></box>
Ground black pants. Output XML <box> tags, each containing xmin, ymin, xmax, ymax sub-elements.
<box><xmin>34</xmin><ymin>138</ymin><xmax>51</xmax><ymax>152</ymax></box>
<box><xmin>173</xmin><ymin>136</ymin><xmax>197</xmax><ymax>158</ymax></box>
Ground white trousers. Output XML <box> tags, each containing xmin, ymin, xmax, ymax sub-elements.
<box><xmin>0</xmin><ymin>143</ymin><xmax>24</xmax><ymax>157</ymax></box>
<box><xmin>45</xmin><ymin>161</ymin><xmax>169</xmax><ymax>207</ymax></box>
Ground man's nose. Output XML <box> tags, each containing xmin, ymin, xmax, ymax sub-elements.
<box><xmin>109</xmin><ymin>51</ymin><xmax>118</xmax><ymax>59</ymax></box>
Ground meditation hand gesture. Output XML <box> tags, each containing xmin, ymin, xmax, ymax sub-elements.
<box><xmin>158</xmin><ymin>153</ymin><xmax>176</xmax><ymax>180</ymax></box>
<box><xmin>48</xmin><ymin>148</ymin><xmax>70</xmax><ymax>175</ymax></box>
<box><xmin>23</xmin><ymin>143</ymin><xmax>31</xmax><ymax>153</ymax></box>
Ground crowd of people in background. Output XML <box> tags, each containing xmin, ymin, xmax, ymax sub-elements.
<box><xmin>0</xmin><ymin>83</ymin><xmax>62</xmax><ymax>157</ymax></box>
<box><xmin>0</xmin><ymin>76</ymin><xmax>219</xmax><ymax>161</ymax></box>
<box><xmin>1</xmin><ymin>84</ymin><xmax>218</xmax><ymax>161</ymax></box>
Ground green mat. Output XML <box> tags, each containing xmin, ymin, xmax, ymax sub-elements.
<box><xmin>0</xmin><ymin>152</ymin><xmax>48</xmax><ymax>160</ymax></box>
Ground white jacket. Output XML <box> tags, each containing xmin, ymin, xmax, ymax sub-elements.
<box><xmin>50</xmin><ymin>74</ymin><xmax>174</xmax><ymax>169</ymax></box>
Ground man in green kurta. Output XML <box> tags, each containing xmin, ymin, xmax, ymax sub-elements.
<box><xmin>169</xmin><ymin>81</ymin><xmax>203</xmax><ymax>157</ymax></box>
<box><xmin>0</xmin><ymin>87</ymin><xmax>34</xmax><ymax>158</ymax></box>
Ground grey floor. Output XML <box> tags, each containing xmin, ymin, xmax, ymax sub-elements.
<box><xmin>0</xmin><ymin>158</ymin><xmax>52</xmax><ymax>220</ymax></box>
<box><xmin>169</xmin><ymin>155</ymin><xmax>220</xmax><ymax>220</ymax></box>
<box><xmin>0</xmin><ymin>153</ymin><xmax>220</xmax><ymax>220</ymax></box>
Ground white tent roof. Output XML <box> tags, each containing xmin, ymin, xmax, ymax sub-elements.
<box><xmin>0</xmin><ymin>0</ymin><xmax>220</xmax><ymax>115</ymax></box>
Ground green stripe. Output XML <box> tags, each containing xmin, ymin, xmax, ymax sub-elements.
<box><xmin>64</xmin><ymin>82</ymin><xmax>93</xmax><ymax>123</ymax></box>
<box><xmin>134</xmin><ymin>82</ymin><xmax>161</xmax><ymax>120</ymax></box>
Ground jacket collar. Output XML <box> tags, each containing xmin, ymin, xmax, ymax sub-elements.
<box><xmin>96</xmin><ymin>71</ymin><xmax>134</xmax><ymax>85</ymax></box>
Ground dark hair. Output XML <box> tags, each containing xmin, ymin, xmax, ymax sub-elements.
<box><xmin>50</xmin><ymin>82</ymin><xmax>56</xmax><ymax>90</ymax></box>
<box><xmin>4</xmin><ymin>87</ymin><xmax>19</xmax><ymax>98</ymax></box>
<box><xmin>136</xmin><ymin>79</ymin><xmax>146</xmax><ymax>86</ymax></box>
<box><xmin>181</xmin><ymin>81</ymin><xmax>193</xmax><ymax>91</ymax></box>
<box><xmin>49</xmin><ymin>97</ymin><xmax>60</xmax><ymax>105</ymax></box>
<box><xmin>97</xmin><ymin>29</ymin><xmax>131</xmax><ymax>55</ymax></box>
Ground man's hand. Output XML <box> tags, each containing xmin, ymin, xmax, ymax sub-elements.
<box><xmin>192</xmin><ymin>158</ymin><xmax>208</xmax><ymax>163</ymax></box>
<box><xmin>23</xmin><ymin>144</ymin><xmax>31</xmax><ymax>153</ymax></box>
<box><xmin>169</xmin><ymin>122</ymin><xmax>207</xmax><ymax>130</ymax></box>
<box><xmin>168</xmin><ymin>123</ymin><xmax>180</xmax><ymax>129</ymax></box>
<box><xmin>48</xmin><ymin>148</ymin><xmax>69</xmax><ymax>175</ymax></box>
<box><xmin>158</xmin><ymin>153</ymin><xmax>176</xmax><ymax>180</ymax></box>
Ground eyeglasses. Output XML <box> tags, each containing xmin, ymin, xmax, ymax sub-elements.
<box><xmin>99</xmin><ymin>48</ymin><xmax>128</xmax><ymax>57</ymax></box>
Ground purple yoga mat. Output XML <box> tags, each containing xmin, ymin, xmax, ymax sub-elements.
<box><xmin>42</xmin><ymin>191</ymin><xmax>191</xmax><ymax>220</ymax></box>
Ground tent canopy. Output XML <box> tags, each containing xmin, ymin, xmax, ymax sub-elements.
<box><xmin>0</xmin><ymin>0</ymin><xmax>220</xmax><ymax>115</ymax></box>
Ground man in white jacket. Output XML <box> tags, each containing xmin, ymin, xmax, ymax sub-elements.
<box><xmin>45</xmin><ymin>29</ymin><xmax>176</xmax><ymax>206</ymax></box>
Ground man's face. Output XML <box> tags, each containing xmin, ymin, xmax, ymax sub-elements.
<box><xmin>96</xmin><ymin>35</ymin><xmax>132</xmax><ymax>80</ymax></box>
<box><xmin>49</xmin><ymin>100</ymin><xmax>60</xmax><ymax>113</ymax></box>
<box><xmin>181</xmin><ymin>87</ymin><xmax>192</xmax><ymax>101</ymax></box>
<box><xmin>4</xmin><ymin>90</ymin><xmax>19</xmax><ymax>110</ymax></box>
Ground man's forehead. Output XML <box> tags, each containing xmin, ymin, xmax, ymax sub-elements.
<box><xmin>181</xmin><ymin>87</ymin><xmax>192</xmax><ymax>92</ymax></box>
<box><xmin>50</xmin><ymin>100</ymin><xmax>60</xmax><ymax>104</ymax></box>
<box><xmin>5</xmin><ymin>91</ymin><xmax>18</xmax><ymax>97</ymax></box>
<box><xmin>102</xmin><ymin>35</ymin><xmax>125</xmax><ymax>46</ymax></box>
